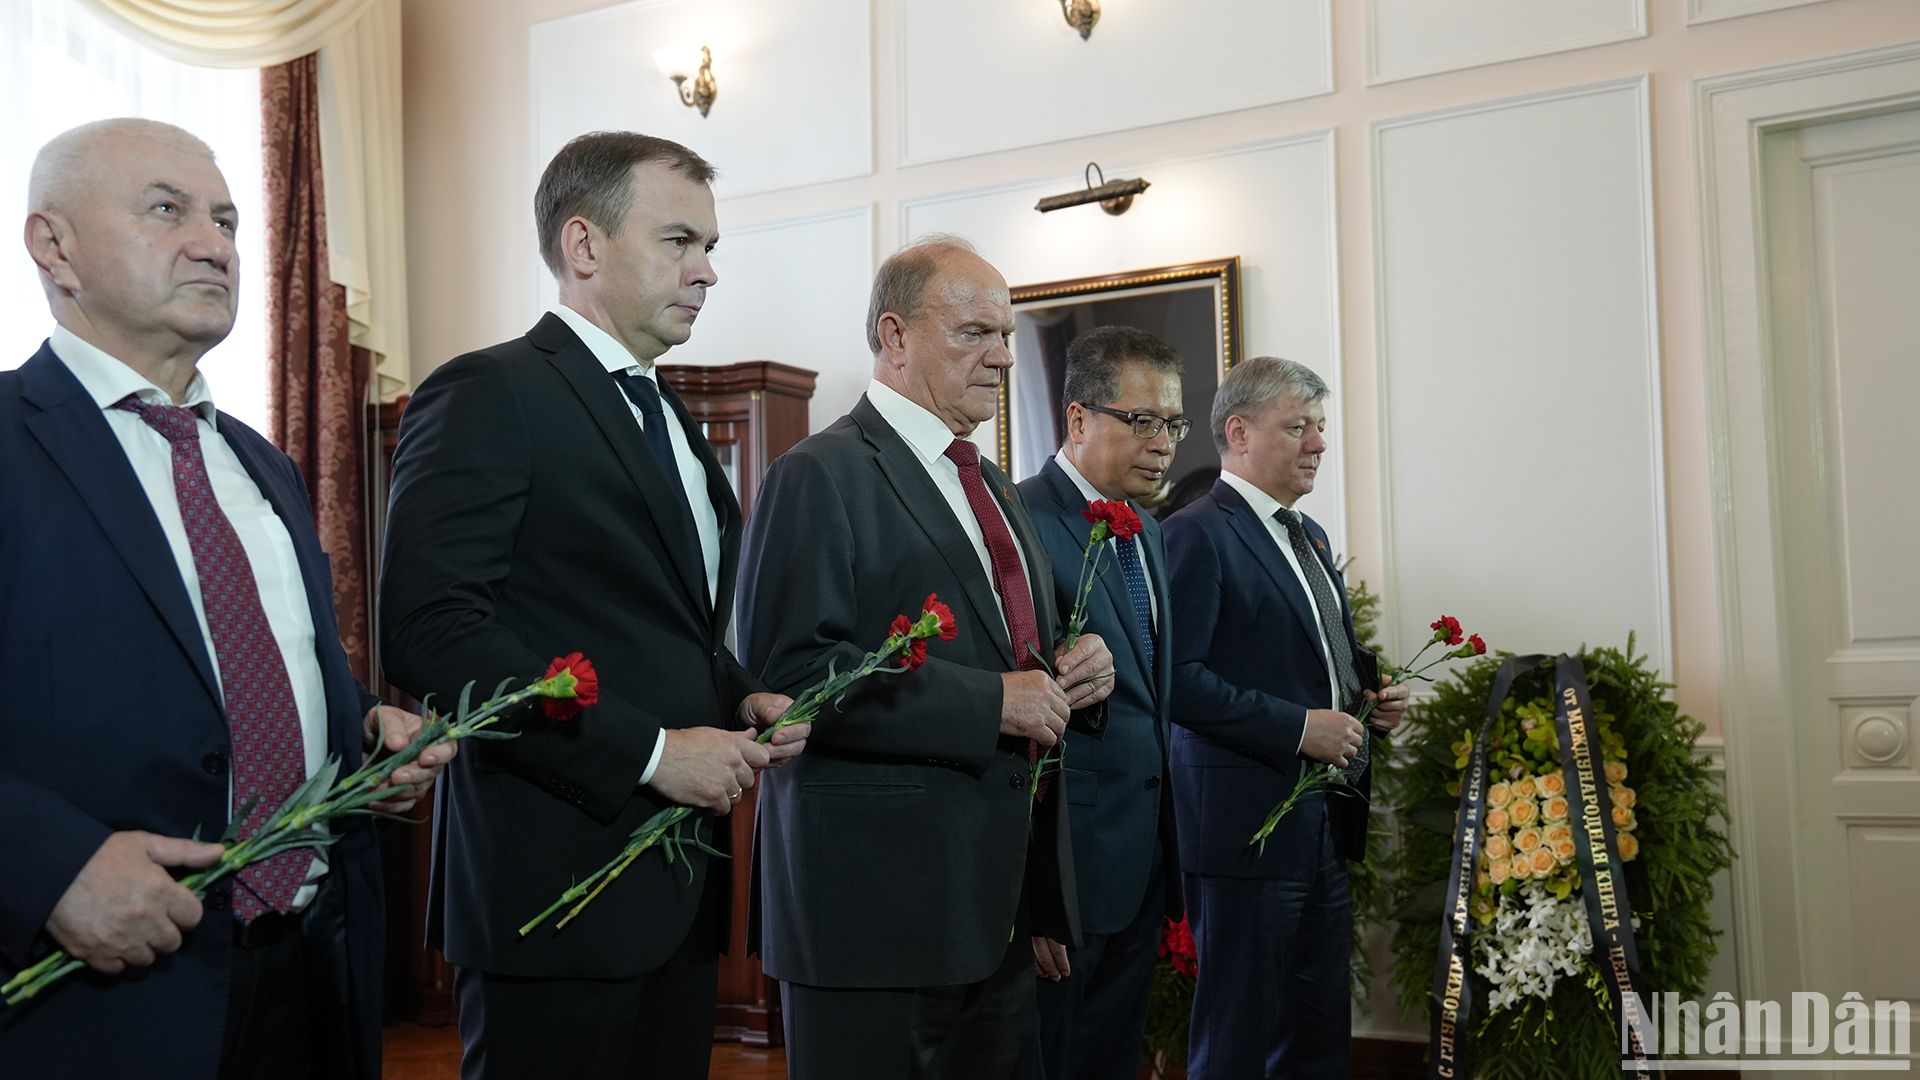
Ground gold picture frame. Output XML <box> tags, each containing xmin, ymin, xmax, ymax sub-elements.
<box><xmin>998</xmin><ymin>256</ymin><xmax>1242</xmax><ymax>486</ymax></box>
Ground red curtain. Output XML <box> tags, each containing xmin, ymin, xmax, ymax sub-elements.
<box><xmin>261</xmin><ymin>55</ymin><xmax>375</xmax><ymax>682</ymax></box>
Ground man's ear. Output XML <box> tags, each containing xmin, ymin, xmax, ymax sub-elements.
<box><xmin>557</xmin><ymin>216</ymin><xmax>600</xmax><ymax>280</ymax></box>
<box><xmin>1064</xmin><ymin>402</ymin><xmax>1088</xmax><ymax>445</ymax></box>
<box><xmin>875</xmin><ymin>310</ymin><xmax>910</xmax><ymax>363</ymax></box>
<box><xmin>24</xmin><ymin>210</ymin><xmax>80</xmax><ymax>294</ymax></box>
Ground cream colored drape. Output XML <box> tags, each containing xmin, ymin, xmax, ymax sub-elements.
<box><xmin>77</xmin><ymin>0</ymin><xmax>410</xmax><ymax>400</ymax></box>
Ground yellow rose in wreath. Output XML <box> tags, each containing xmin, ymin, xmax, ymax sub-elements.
<box><xmin>1611</xmin><ymin>784</ymin><xmax>1635</xmax><ymax>810</ymax></box>
<box><xmin>1488</xmin><ymin>780</ymin><xmax>1511</xmax><ymax>808</ymax></box>
<box><xmin>1542</xmin><ymin>795</ymin><xmax>1570</xmax><ymax>822</ymax></box>
<box><xmin>1537</xmin><ymin>772</ymin><xmax>1566</xmax><ymax>797</ymax></box>
<box><xmin>1605</xmin><ymin>760</ymin><xmax>1628</xmax><ymax>785</ymax></box>
<box><xmin>1511</xmin><ymin>776</ymin><xmax>1537</xmax><ymax>801</ymax></box>
<box><xmin>1509</xmin><ymin>798</ymin><xmax>1538</xmax><ymax>827</ymax></box>
<box><xmin>1485</xmin><ymin>807</ymin><xmax>1509</xmax><ymax>833</ymax></box>
<box><xmin>1616</xmin><ymin>832</ymin><xmax>1640</xmax><ymax>860</ymax></box>
<box><xmin>1514</xmin><ymin>827</ymin><xmax>1543</xmax><ymax>853</ymax></box>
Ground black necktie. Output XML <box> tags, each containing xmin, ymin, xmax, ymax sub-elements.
<box><xmin>1273</xmin><ymin>506</ymin><xmax>1367</xmax><ymax>780</ymax></box>
<box><xmin>614</xmin><ymin>370</ymin><xmax>693</xmax><ymax>520</ymax></box>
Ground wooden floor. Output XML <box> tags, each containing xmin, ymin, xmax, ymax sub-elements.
<box><xmin>382</xmin><ymin>1023</ymin><xmax>789</xmax><ymax>1080</ymax></box>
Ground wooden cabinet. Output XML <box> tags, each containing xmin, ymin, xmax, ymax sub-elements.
<box><xmin>659</xmin><ymin>361</ymin><xmax>817</xmax><ymax>1046</ymax></box>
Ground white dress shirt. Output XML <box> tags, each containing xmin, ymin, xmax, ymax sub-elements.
<box><xmin>866</xmin><ymin>380</ymin><xmax>1036</xmax><ymax>645</ymax></box>
<box><xmin>1052</xmin><ymin>449</ymin><xmax>1158</xmax><ymax>630</ymax></box>
<box><xmin>552</xmin><ymin>305</ymin><xmax>725</xmax><ymax>786</ymax></box>
<box><xmin>1219</xmin><ymin>469</ymin><xmax>1341</xmax><ymax>753</ymax></box>
<box><xmin>51</xmin><ymin>325</ymin><xmax>331</xmax><ymax>902</ymax></box>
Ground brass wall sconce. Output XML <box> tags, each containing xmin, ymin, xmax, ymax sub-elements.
<box><xmin>652</xmin><ymin>45</ymin><xmax>717</xmax><ymax>117</ymax></box>
<box><xmin>1060</xmin><ymin>0</ymin><xmax>1100</xmax><ymax>40</ymax></box>
<box><xmin>1035</xmin><ymin>162</ymin><xmax>1149</xmax><ymax>216</ymax></box>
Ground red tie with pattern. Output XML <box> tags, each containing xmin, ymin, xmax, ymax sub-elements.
<box><xmin>118</xmin><ymin>396</ymin><xmax>313</xmax><ymax>922</ymax></box>
<box><xmin>943</xmin><ymin>439</ymin><xmax>1051</xmax><ymax>792</ymax></box>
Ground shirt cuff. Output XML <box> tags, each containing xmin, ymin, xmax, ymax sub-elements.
<box><xmin>637</xmin><ymin>729</ymin><xmax>667</xmax><ymax>786</ymax></box>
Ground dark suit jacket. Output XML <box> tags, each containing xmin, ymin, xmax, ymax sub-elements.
<box><xmin>379</xmin><ymin>314</ymin><xmax>763</xmax><ymax>979</ymax></box>
<box><xmin>738</xmin><ymin>394</ymin><xmax>1079</xmax><ymax>988</ymax></box>
<box><xmin>0</xmin><ymin>343</ymin><xmax>386</xmax><ymax>1078</ymax></box>
<box><xmin>1016</xmin><ymin>458</ymin><xmax>1181</xmax><ymax>934</ymax></box>
<box><xmin>1163</xmin><ymin>480</ymin><xmax>1377</xmax><ymax>877</ymax></box>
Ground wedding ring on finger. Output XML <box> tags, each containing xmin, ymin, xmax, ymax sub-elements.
<box><xmin>727</xmin><ymin>789</ymin><xmax>742</xmax><ymax>803</ymax></box>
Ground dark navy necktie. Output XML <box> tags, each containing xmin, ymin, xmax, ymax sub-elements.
<box><xmin>614</xmin><ymin>370</ymin><xmax>693</xmax><ymax>520</ymax></box>
<box><xmin>1114</xmin><ymin>533</ymin><xmax>1155</xmax><ymax>671</ymax></box>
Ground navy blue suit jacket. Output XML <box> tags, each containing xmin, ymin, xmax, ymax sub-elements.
<box><xmin>1017</xmin><ymin>459</ymin><xmax>1181</xmax><ymax>934</ymax></box>
<box><xmin>0</xmin><ymin>343</ymin><xmax>385</xmax><ymax>1078</ymax></box>
<box><xmin>1163</xmin><ymin>480</ymin><xmax>1375</xmax><ymax>878</ymax></box>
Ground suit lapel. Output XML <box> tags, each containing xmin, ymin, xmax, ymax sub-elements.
<box><xmin>854</xmin><ymin>398</ymin><xmax>1016</xmax><ymax>670</ymax></box>
<box><xmin>19</xmin><ymin>347</ymin><xmax>222</xmax><ymax>709</ymax></box>
<box><xmin>1037</xmin><ymin>459</ymin><xmax>1151</xmax><ymax>685</ymax></box>
<box><xmin>534</xmin><ymin>317</ymin><xmax>708</xmax><ymax>621</ymax></box>
<box><xmin>1213</xmin><ymin>482</ymin><xmax>1324</xmax><ymax>654</ymax></box>
<box><xmin>659</xmin><ymin>377</ymin><xmax>741</xmax><ymax>637</ymax></box>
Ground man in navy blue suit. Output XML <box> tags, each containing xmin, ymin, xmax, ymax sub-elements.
<box><xmin>0</xmin><ymin>118</ymin><xmax>448</xmax><ymax>1078</ymax></box>
<box><xmin>1163</xmin><ymin>356</ymin><xmax>1409</xmax><ymax>1079</ymax></box>
<box><xmin>1017</xmin><ymin>326</ymin><xmax>1186</xmax><ymax>1079</ymax></box>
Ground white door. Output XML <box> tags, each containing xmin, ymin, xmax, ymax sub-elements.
<box><xmin>1758</xmin><ymin>103</ymin><xmax>1920</xmax><ymax>1063</ymax></box>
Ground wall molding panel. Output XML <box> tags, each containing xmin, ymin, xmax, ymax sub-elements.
<box><xmin>898</xmin><ymin>131</ymin><xmax>1347</xmax><ymax>551</ymax></box>
<box><xmin>1687</xmin><ymin>0</ymin><xmax>1840</xmax><ymax>26</ymax></box>
<box><xmin>529</xmin><ymin>0</ymin><xmax>871</xmax><ymax>201</ymax></box>
<box><xmin>1366</xmin><ymin>0</ymin><xmax>1646</xmax><ymax>85</ymax></box>
<box><xmin>1372</xmin><ymin>77</ymin><xmax>1670</xmax><ymax>672</ymax></box>
<box><xmin>896</xmin><ymin>0</ymin><xmax>1331</xmax><ymax>165</ymax></box>
<box><xmin>664</xmin><ymin>204</ymin><xmax>876</xmax><ymax>433</ymax></box>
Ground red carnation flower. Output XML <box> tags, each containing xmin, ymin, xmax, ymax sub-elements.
<box><xmin>1082</xmin><ymin>499</ymin><xmax>1144</xmax><ymax>541</ymax></box>
<box><xmin>923</xmin><ymin>593</ymin><xmax>958</xmax><ymax>641</ymax></box>
<box><xmin>891</xmin><ymin>614</ymin><xmax>914</xmax><ymax>639</ymax></box>
<box><xmin>540</xmin><ymin>652</ymin><xmax>599</xmax><ymax>721</ymax></box>
<box><xmin>901</xmin><ymin>637</ymin><xmax>928</xmax><ymax>672</ymax></box>
<box><xmin>1429</xmin><ymin>615</ymin><xmax>1464</xmax><ymax>646</ymax></box>
<box><xmin>1468</xmin><ymin>633</ymin><xmax>1487</xmax><ymax>656</ymax></box>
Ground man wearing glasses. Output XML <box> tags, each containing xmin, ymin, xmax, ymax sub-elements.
<box><xmin>1016</xmin><ymin>326</ymin><xmax>1186</xmax><ymax>1079</ymax></box>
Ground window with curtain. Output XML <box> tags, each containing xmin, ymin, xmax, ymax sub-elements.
<box><xmin>1</xmin><ymin>0</ymin><xmax>267</xmax><ymax>431</ymax></box>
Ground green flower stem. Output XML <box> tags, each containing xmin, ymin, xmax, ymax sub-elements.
<box><xmin>1247</xmin><ymin>635</ymin><xmax>1470</xmax><ymax>853</ymax></box>
<box><xmin>3</xmin><ymin>673</ymin><xmax>577</xmax><ymax>1009</ymax></box>
<box><xmin>521</xmin><ymin>616</ymin><xmax>945</xmax><ymax>935</ymax></box>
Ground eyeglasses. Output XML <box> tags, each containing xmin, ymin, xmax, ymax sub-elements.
<box><xmin>1078</xmin><ymin>401</ymin><xmax>1192</xmax><ymax>443</ymax></box>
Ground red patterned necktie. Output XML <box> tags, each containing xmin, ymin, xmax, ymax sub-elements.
<box><xmin>118</xmin><ymin>396</ymin><xmax>312</xmax><ymax>922</ymax></box>
<box><xmin>943</xmin><ymin>439</ymin><xmax>1052</xmax><ymax>794</ymax></box>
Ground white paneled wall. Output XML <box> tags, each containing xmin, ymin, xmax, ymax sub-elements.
<box><xmin>529</xmin><ymin>0</ymin><xmax>870</xmax><ymax>200</ymax></box>
<box><xmin>1367</xmin><ymin>0</ymin><xmax>1645</xmax><ymax>84</ymax></box>
<box><xmin>897</xmin><ymin>0</ymin><xmax>1332</xmax><ymax>164</ymax></box>
<box><xmin>1688</xmin><ymin>0</ymin><xmax>1841</xmax><ymax>24</ymax></box>
<box><xmin>902</xmin><ymin>133</ymin><xmax>1346</xmax><ymax>552</ymax></box>
<box><xmin>1373</xmin><ymin>77</ymin><xmax>1668</xmax><ymax>670</ymax></box>
<box><xmin>665</xmin><ymin>206</ymin><xmax>875</xmax><ymax>434</ymax></box>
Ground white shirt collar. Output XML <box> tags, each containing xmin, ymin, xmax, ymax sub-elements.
<box><xmin>866</xmin><ymin>378</ymin><xmax>971</xmax><ymax>467</ymax></box>
<box><xmin>1052</xmin><ymin>449</ymin><xmax>1109</xmax><ymax>505</ymax></box>
<box><xmin>552</xmin><ymin>304</ymin><xmax>658</xmax><ymax>384</ymax></box>
<box><xmin>1219</xmin><ymin>467</ymin><xmax>1290</xmax><ymax>521</ymax></box>
<box><xmin>49</xmin><ymin>325</ymin><xmax>218</xmax><ymax>425</ymax></box>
